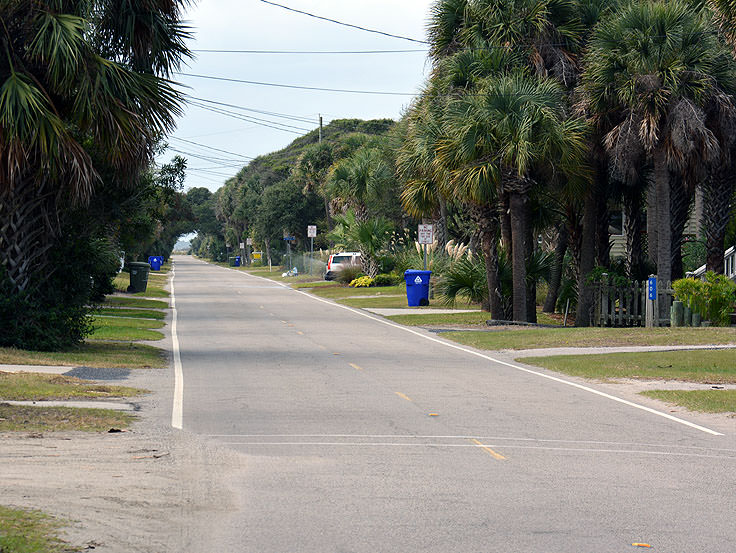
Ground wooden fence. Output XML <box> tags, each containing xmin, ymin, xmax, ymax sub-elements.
<box><xmin>594</xmin><ymin>277</ymin><xmax>673</xmax><ymax>327</ymax></box>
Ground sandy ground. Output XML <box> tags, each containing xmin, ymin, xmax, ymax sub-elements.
<box><xmin>0</xmin><ymin>308</ymin><xmax>250</xmax><ymax>552</ymax></box>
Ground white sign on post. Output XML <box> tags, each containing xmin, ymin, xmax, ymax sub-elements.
<box><xmin>246</xmin><ymin>238</ymin><xmax>253</xmax><ymax>246</ymax></box>
<box><xmin>307</xmin><ymin>225</ymin><xmax>317</xmax><ymax>238</ymax></box>
<box><xmin>239</xmin><ymin>242</ymin><xmax>245</xmax><ymax>249</ymax></box>
<box><xmin>417</xmin><ymin>224</ymin><xmax>434</xmax><ymax>245</ymax></box>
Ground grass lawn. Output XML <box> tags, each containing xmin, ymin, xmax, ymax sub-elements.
<box><xmin>292</xmin><ymin>280</ymin><xmax>340</xmax><ymax>289</ymax></box>
<box><xmin>639</xmin><ymin>389</ymin><xmax>736</xmax><ymax>414</ymax></box>
<box><xmin>113</xmin><ymin>271</ymin><xmax>169</xmax><ymax>298</ymax></box>
<box><xmin>310</xmin><ymin>284</ymin><xmax>405</xmax><ymax>300</ymax></box>
<box><xmin>98</xmin><ymin>308</ymin><xmax>166</xmax><ymax>320</ymax></box>
<box><xmin>519</xmin><ymin>350</ymin><xmax>736</xmax><ymax>384</ymax></box>
<box><xmin>103</xmin><ymin>296</ymin><xmax>169</xmax><ymax>309</ymax></box>
<box><xmin>0</xmin><ymin>372</ymin><xmax>146</xmax><ymax>401</ymax></box>
<box><xmin>443</xmin><ymin>327</ymin><xmax>736</xmax><ymax>350</ymax></box>
<box><xmin>0</xmin><ymin>403</ymin><xmax>135</xmax><ymax>432</ymax></box>
<box><xmin>0</xmin><ymin>505</ymin><xmax>70</xmax><ymax>553</ymax></box>
<box><xmin>0</xmin><ymin>342</ymin><xmax>167</xmax><ymax>369</ymax></box>
<box><xmin>387</xmin><ymin>311</ymin><xmax>488</xmax><ymax>326</ymax></box>
<box><xmin>89</xmin><ymin>317</ymin><xmax>165</xmax><ymax>341</ymax></box>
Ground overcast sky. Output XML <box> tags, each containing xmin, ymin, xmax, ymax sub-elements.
<box><xmin>162</xmin><ymin>0</ymin><xmax>436</xmax><ymax>192</ymax></box>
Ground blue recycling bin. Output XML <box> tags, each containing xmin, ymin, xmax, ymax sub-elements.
<box><xmin>404</xmin><ymin>270</ymin><xmax>432</xmax><ymax>306</ymax></box>
<box><xmin>234</xmin><ymin>255</ymin><xmax>241</xmax><ymax>267</ymax></box>
<box><xmin>148</xmin><ymin>256</ymin><xmax>162</xmax><ymax>271</ymax></box>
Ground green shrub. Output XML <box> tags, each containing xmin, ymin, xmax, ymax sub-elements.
<box><xmin>673</xmin><ymin>273</ymin><xmax>736</xmax><ymax>326</ymax></box>
<box><xmin>336</xmin><ymin>264</ymin><xmax>364</xmax><ymax>284</ymax></box>
<box><xmin>373</xmin><ymin>273</ymin><xmax>400</xmax><ymax>286</ymax></box>
<box><xmin>349</xmin><ymin>276</ymin><xmax>374</xmax><ymax>288</ymax></box>
<box><xmin>436</xmin><ymin>254</ymin><xmax>488</xmax><ymax>307</ymax></box>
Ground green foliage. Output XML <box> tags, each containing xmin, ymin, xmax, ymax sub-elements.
<box><xmin>336</xmin><ymin>264</ymin><xmax>364</xmax><ymax>284</ymax></box>
<box><xmin>673</xmin><ymin>273</ymin><xmax>736</xmax><ymax>325</ymax></box>
<box><xmin>373</xmin><ymin>273</ymin><xmax>401</xmax><ymax>286</ymax></box>
<box><xmin>436</xmin><ymin>253</ymin><xmax>489</xmax><ymax>307</ymax></box>
<box><xmin>585</xmin><ymin>265</ymin><xmax>631</xmax><ymax>287</ymax></box>
<box><xmin>349</xmin><ymin>276</ymin><xmax>374</xmax><ymax>288</ymax></box>
<box><xmin>682</xmin><ymin>239</ymin><xmax>707</xmax><ymax>273</ymax></box>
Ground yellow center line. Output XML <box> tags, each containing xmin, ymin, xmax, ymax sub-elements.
<box><xmin>297</xmin><ymin>331</ymin><xmax>304</xmax><ymax>335</ymax></box>
<box><xmin>349</xmin><ymin>363</ymin><xmax>363</xmax><ymax>371</ymax></box>
<box><xmin>471</xmin><ymin>439</ymin><xmax>506</xmax><ymax>460</ymax></box>
<box><xmin>394</xmin><ymin>392</ymin><xmax>413</xmax><ymax>402</ymax></box>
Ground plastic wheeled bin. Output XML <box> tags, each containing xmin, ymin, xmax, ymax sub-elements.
<box><xmin>404</xmin><ymin>269</ymin><xmax>432</xmax><ymax>306</ymax></box>
<box><xmin>127</xmin><ymin>262</ymin><xmax>150</xmax><ymax>293</ymax></box>
<box><xmin>234</xmin><ymin>256</ymin><xmax>241</xmax><ymax>267</ymax></box>
<box><xmin>148</xmin><ymin>256</ymin><xmax>163</xmax><ymax>271</ymax></box>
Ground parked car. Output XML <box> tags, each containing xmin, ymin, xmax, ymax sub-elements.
<box><xmin>324</xmin><ymin>252</ymin><xmax>361</xmax><ymax>281</ymax></box>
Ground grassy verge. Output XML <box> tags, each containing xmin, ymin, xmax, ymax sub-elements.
<box><xmin>97</xmin><ymin>308</ymin><xmax>166</xmax><ymax>320</ymax></box>
<box><xmin>113</xmin><ymin>272</ymin><xmax>169</xmax><ymax>298</ymax></box>
<box><xmin>310</xmin><ymin>284</ymin><xmax>405</xmax><ymax>299</ymax></box>
<box><xmin>387</xmin><ymin>311</ymin><xmax>487</xmax><ymax>326</ymax></box>
<box><xmin>0</xmin><ymin>342</ymin><xmax>167</xmax><ymax>369</ymax></box>
<box><xmin>104</xmin><ymin>296</ymin><xmax>169</xmax><ymax>309</ymax></box>
<box><xmin>443</xmin><ymin>327</ymin><xmax>736</xmax><ymax>350</ymax></box>
<box><xmin>0</xmin><ymin>372</ymin><xmax>145</xmax><ymax>401</ymax></box>
<box><xmin>0</xmin><ymin>505</ymin><xmax>71</xmax><ymax>553</ymax></box>
<box><xmin>292</xmin><ymin>280</ymin><xmax>340</xmax><ymax>289</ymax></box>
<box><xmin>89</xmin><ymin>317</ymin><xmax>165</xmax><ymax>341</ymax></box>
<box><xmin>519</xmin><ymin>350</ymin><xmax>736</xmax><ymax>383</ymax></box>
<box><xmin>0</xmin><ymin>404</ymin><xmax>135</xmax><ymax>432</ymax></box>
<box><xmin>639</xmin><ymin>389</ymin><xmax>736</xmax><ymax>414</ymax></box>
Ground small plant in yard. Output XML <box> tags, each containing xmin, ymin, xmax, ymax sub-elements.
<box><xmin>349</xmin><ymin>276</ymin><xmax>374</xmax><ymax>288</ymax></box>
<box><xmin>336</xmin><ymin>264</ymin><xmax>364</xmax><ymax>284</ymax></box>
<box><xmin>673</xmin><ymin>273</ymin><xmax>736</xmax><ymax>326</ymax></box>
<box><xmin>373</xmin><ymin>273</ymin><xmax>400</xmax><ymax>286</ymax></box>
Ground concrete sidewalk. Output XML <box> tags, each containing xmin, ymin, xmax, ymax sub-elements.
<box><xmin>0</xmin><ymin>364</ymin><xmax>72</xmax><ymax>374</ymax></box>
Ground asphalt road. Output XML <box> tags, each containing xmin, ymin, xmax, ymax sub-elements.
<box><xmin>170</xmin><ymin>255</ymin><xmax>736</xmax><ymax>552</ymax></box>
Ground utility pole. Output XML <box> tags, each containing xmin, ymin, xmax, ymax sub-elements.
<box><xmin>319</xmin><ymin>114</ymin><xmax>323</xmax><ymax>143</ymax></box>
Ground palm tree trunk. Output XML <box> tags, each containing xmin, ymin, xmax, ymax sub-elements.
<box><xmin>509</xmin><ymin>189</ymin><xmax>528</xmax><ymax>322</ymax></box>
<box><xmin>543</xmin><ymin>223</ymin><xmax>568</xmax><ymax>313</ymax></box>
<box><xmin>702</xmin><ymin>165</ymin><xmax>735</xmax><ymax>274</ymax></box>
<box><xmin>646</xmin><ymin>180</ymin><xmax>658</xmax><ymax>266</ymax></box>
<box><xmin>623</xmin><ymin>186</ymin><xmax>644</xmax><ymax>279</ymax></box>
<box><xmin>669</xmin><ymin>172</ymin><xmax>693</xmax><ymax>281</ymax></box>
<box><xmin>0</xmin><ymin>178</ymin><xmax>56</xmax><ymax>293</ymax></box>
<box><xmin>575</xmin><ymin>188</ymin><xmax>597</xmax><ymax>327</ymax></box>
<box><xmin>471</xmin><ymin>204</ymin><xmax>503</xmax><ymax>317</ymax></box>
<box><xmin>499</xmin><ymin>189</ymin><xmax>512</xmax><ymax>254</ymax></box>
<box><xmin>654</xmin><ymin>149</ymin><xmax>672</xmax><ymax>319</ymax></box>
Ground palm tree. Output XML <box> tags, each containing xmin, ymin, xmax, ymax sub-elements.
<box><xmin>440</xmin><ymin>72</ymin><xmax>588</xmax><ymax>321</ymax></box>
<box><xmin>0</xmin><ymin>0</ymin><xmax>188</xmax><ymax>293</ymax></box>
<box><xmin>326</xmin><ymin>147</ymin><xmax>393</xmax><ymax>275</ymax></box>
<box><xmin>582</xmin><ymin>0</ymin><xmax>736</xmax><ymax>314</ymax></box>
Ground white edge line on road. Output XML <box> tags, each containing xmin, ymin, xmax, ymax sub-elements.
<box><xmin>223</xmin><ymin>265</ymin><xmax>723</xmax><ymax>437</ymax></box>
<box><xmin>171</xmin><ymin>262</ymin><xmax>183</xmax><ymax>430</ymax></box>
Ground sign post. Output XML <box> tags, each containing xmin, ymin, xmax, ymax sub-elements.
<box><xmin>239</xmin><ymin>242</ymin><xmax>245</xmax><ymax>266</ymax></box>
<box><xmin>417</xmin><ymin>224</ymin><xmax>434</xmax><ymax>271</ymax></box>
<box><xmin>283</xmin><ymin>235</ymin><xmax>295</xmax><ymax>270</ymax></box>
<box><xmin>646</xmin><ymin>275</ymin><xmax>657</xmax><ymax>327</ymax></box>
<box><xmin>246</xmin><ymin>237</ymin><xmax>253</xmax><ymax>266</ymax></box>
<box><xmin>307</xmin><ymin>225</ymin><xmax>317</xmax><ymax>275</ymax></box>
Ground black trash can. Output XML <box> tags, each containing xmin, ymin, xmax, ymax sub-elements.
<box><xmin>127</xmin><ymin>262</ymin><xmax>150</xmax><ymax>293</ymax></box>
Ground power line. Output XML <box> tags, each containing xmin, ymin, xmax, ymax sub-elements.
<box><xmin>187</xmin><ymin>96</ymin><xmax>317</xmax><ymax>124</ymax></box>
<box><xmin>259</xmin><ymin>0</ymin><xmax>427</xmax><ymax>45</ymax></box>
<box><xmin>167</xmin><ymin>147</ymin><xmax>249</xmax><ymax>165</ymax></box>
<box><xmin>187</xmin><ymin>100</ymin><xmax>311</xmax><ymax>134</ymax></box>
<box><xmin>193</xmin><ymin>48</ymin><xmax>427</xmax><ymax>54</ymax></box>
<box><xmin>178</xmin><ymin>72</ymin><xmax>415</xmax><ymax>96</ymax></box>
<box><xmin>169</xmin><ymin>137</ymin><xmax>254</xmax><ymax>160</ymax></box>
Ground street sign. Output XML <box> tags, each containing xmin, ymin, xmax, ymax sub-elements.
<box><xmin>307</xmin><ymin>225</ymin><xmax>317</xmax><ymax>238</ymax></box>
<box><xmin>283</xmin><ymin>236</ymin><xmax>295</xmax><ymax>241</ymax></box>
<box><xmin>246</xmin><ymin>237</ymin><xmax>253</xmax><ymax>246</ymax></box>
<box><xmin>648</xmin><ymin>277</ymin><xmax>657</xmax><ymax>301</ymax></box>
<box><xmin>417</xmin><ymin>224</ymin><xmax>434</xmax><ymax>245</ymax></box>
<box><xmin>239</xmin><ymin>242</ymin><xmax>245</xmax><ymax>249</ymax></box>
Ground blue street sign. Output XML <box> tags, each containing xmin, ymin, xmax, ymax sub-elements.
<box><xmin>283</xmin><ymin>236</ymin><xmax>295</xmax><ymax>241</ymax></box>
<box><xmin>647</xmin><ymin>277</ymin><xmax>657</xmax><ymax>301</ymax></box>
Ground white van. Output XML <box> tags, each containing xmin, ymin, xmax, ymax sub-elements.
<box><xmin>324</xmin><ymin>252</ymin><xmax>361</xmax><ymax>281</ymax></box>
